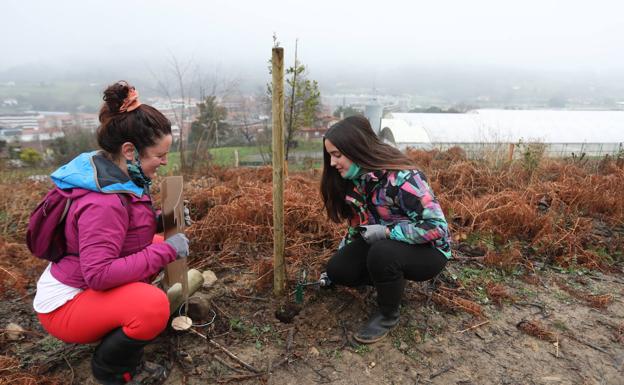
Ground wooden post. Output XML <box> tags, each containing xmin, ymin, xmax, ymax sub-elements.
<box><xmin>234</xmin><ymin>149</ymin><xmax>239</xmax><ymax>168</ymax></box>
<box><xmin>507</xmin><ymin>143</ymin><xmax>515</xmax><ymax>163</ymax></box>
<box><xmin>161</xmin><ymin>176</ymin><xmax>189</xmax><ymax>307</ymax></box>
<box><xmin>271</xmin><ymin>47</ymin><xmax>286</xmax><ymax>296</ymax></box>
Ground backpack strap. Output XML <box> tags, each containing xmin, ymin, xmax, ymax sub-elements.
<box><xmin>59</xmin><ymin>198</ymin><xmax>73</xmax><ymax>224</ymax></box>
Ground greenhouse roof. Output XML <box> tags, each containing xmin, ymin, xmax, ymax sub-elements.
<box><xmin>384</xmin><ymin>110</ymin><xmax>624</xmax><ymax>144</ymax></box>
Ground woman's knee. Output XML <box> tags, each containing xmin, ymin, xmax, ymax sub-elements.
<box><xmin>122</xmin><ymin>283</ymin><xmax>170</xmax><ymax>340</ymax></box>
<box><xmin>326</xmin><ymin>253</ymin><xmax>366</xmax><ymax>286</ymax></box>
<box><xmin>366</xmin><ymin>241</ymin><xmax>402</xmax><ymax>281</ymax></box>
<box><xmin>326</xmin><ymin>255</ymin><xmax>350</xmax><ymax>284</ymax></box>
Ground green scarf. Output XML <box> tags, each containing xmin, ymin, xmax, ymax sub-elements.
<box><xmin>342</xmin><ymin>162</ymin><xmax>363</xmax><ymax>180</ymax></box>
<box><xmin>126</xmin><ymin>149</ymin><xmax>152</xmax><ymax>192</ymax></box>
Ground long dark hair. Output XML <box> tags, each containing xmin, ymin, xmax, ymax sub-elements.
<box><xmin>97</xmin><ymin>81</ymin><xmax>171</xmax><ymax>156</ymax></box>
<box><xmin>320</xmin><ymin>115</ymin><xmax>415</xmax><ymax>222</ymax></box>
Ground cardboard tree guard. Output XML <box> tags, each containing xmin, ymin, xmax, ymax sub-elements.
<box><xmin>161</xmin><ymin>176</ymin><xmax>189</xmax><ymax>300</ymax></box>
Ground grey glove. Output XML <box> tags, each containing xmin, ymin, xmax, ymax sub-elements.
<box><xmin>319</xmin><ymin>272</ymin><xmax>332</xmax><ymax>287</ymax></box>
<box><xmin>183</xmin><ymin>200</ymin><xmax>193</xmax><ymax>227</ymax></box>
<box><xmin>357</xmin><ymin>224</ymin><xmax>388</xmax><ymax>244</ymax></box>
<box><xmin>165</xmin><ymin>233</ymin><xmax>190</xmax><ymax>259</ymax></box>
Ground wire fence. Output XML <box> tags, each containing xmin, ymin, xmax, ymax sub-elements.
<box><xmin>241</xmin><ymin>141</ymin><xmax>623</xmax><ymax>168</ymax></box>
<box><xmin>400</xmin><ymin>142</ymin><xmax>624</xmax><ymax>160</ymax></box>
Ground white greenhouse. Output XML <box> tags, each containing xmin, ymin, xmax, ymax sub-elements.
<box><xmin>378</xmin><ymin>110</ymin><xmax>624</xmax><ymax>158</ymax></box>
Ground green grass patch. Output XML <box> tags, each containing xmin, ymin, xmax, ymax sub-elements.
<box><xmin>158</xmin><ymin>140</ymin><xmax>323</xmax><ymax>174</ymax></box>
<box><xmin>0</xmin><ymin>166</ymin><xmax>54</xmax><ymax>182</ymax></box>
<box><xmin>353</xmin><ymin>344</ymin><xmax>372</xmax><ymax>355</ymax></box>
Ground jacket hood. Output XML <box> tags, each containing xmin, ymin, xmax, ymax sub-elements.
<box><xmin>50</xmin><ymin>151</ymin><xmax>144</xmax><ymax>197</ymax></box>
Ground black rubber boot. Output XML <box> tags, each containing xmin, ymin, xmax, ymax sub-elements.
<box><xmin>353</xmin><ymin>279</ymin><xmax>405</xmax><ymax>344</ymax></box>
<box><xmin>91</xmin><ymin>328</ymin><xmax>152</xmax><ymax>385</ymax></box>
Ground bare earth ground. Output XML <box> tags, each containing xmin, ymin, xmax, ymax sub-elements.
<box><xmin>2</xmin><ymin>261</ymin><xmax>622</xmax><ymax>385</ymax></box>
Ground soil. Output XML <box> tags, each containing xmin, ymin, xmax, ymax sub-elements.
<box><xmin>2</xmin><ymin>262</ymin><xmax>622</xmax><ymax>385</ymax></box>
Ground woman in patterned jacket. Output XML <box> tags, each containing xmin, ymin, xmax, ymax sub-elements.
<box><xmin>321</xmin><ymin>115</ymin><xmax>452</xmax><ymax>344</ymax></box>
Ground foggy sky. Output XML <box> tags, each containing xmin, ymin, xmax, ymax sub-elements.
<box><xmin>2</xmin><ymin>0</ymin><xmax>624</xmax><ymax>79</ymax></box>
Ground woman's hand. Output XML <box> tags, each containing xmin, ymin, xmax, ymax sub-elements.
<box><xmin>165</xmin><ymin>233</ymin><xmax>190</xmax><ymax>259</ymax></box>
<box><xmin>357</xmin><ymin>225</ymin><xmax>388</xmax><ymax>244</ymax></box>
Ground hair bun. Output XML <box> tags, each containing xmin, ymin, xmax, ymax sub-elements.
<box><xmin>102</xmin><ymin>81</ymin><xmax>131</xmax><ymax>113</ymax></box>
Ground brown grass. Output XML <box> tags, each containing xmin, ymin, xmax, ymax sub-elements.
<box><xmin>486</xmin><ymin>283</ymin><xmax>515</xmax><ymax>306</ymax></box>
<box><xmin>0</xmin><ymin>181</ymin><xmax>50</xmax><ymax>243</ymax></box>
<box><xmin>408</xmin><ymin>149</ymin><xmax>624</xmax><ymax>270</ymax></box>
<box><xmin>181</xmin><ymin>167</ymin><xmax>342</xmax><ymax>284</ymax></box>
<box><xmin>0</xmin><ymin>149</ymin><xmax>622</xmax><ymax>310</ymax></box>
<box><xmin>0</xmin><ymin>355</ymin><xmax>64</xmax><ymax>385</ymax></box>
<box><xmin>555</xmin><ymin>279</ymin><xmax>614</xmax><ymax>309</ymax></box>
<box><xmin>431</xmin><ymin>287</ymin><xmax>485</xmax><ymax>318</ymax></box>
<box><xmin>517</xmin><ymin>320</ymin><xmax>558</xmax><ymax>343</ymax></box>
<box><xmin>0</xmin><ymin>238</ymin><xmax>47</xmax><ymax>299</ymax></box>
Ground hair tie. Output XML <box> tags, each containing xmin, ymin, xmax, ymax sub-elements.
<box><xmin>119</xmin><ymin>87</ymin><xmax>141</xmax><ymax>113</ymax></box>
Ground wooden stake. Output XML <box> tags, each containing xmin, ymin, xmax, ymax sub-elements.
<box><xmin>272</xmin><ymin>47</ymin><xmax>286</xmax><ymax>296</ymax></box>
<box><xmin>507</xmin><ymin>143</ymin><xmax>515</xmax><ymax>163</ymax></box>
<box><xmin>161</xmin><ymin>176</ymin><xmax>189</xmax><ymax>302</ymax></box>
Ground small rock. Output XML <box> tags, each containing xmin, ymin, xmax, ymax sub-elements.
<box><xmin>399</xmin><ymin>341</ymin><xmax>408</xmax><ymax>351</ymax></box>
<box><xmin>5</xmin><ymin>323</ymin><xmax>24</xmax><ymax>341</ymax></box>
<box><xmin>186</xmin><ymin>296</ymin><xmax>213</xmax><ymax>321</ymax></box>
<box><xmin>202</xmin><ymin>270</ymin><xmax>218</xmax><ymax>288</ymax></box>
<box><xmin>178</xmin><ymin>351</ymin><xmax>193</xmax><ymax>364</ymax></box>
<box><xmin>308</xmin><ymin>347</ymin><xmax>320</xmax><ymax>357</ymax></box>
<box><xmin>368</xmin><ymin>361</ymin><xmax>376</xmax><ymax>369</ymax></box>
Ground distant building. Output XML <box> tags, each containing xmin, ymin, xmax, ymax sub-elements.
<box><xmin>19</xmin><ymin>127</ymin><xmax>64</xmax><ymax>142</ymax></box>
<box><xmin>0</xmin><ymin>127</ymin><xmax>22</xmax><ymax>142</ymax></box>
<box><xmin>0</xmin><ymin>112</ymin><xmax>99</xmax><ymax>143</ymax></box>
<box><xmin>299</xmin><ymin>126</ymin><xmax>327</xmax><ymax>139</ymax></box>
<box><xmin>381</xmin><ymin>110</ymin><xmax>624</xmax><ymax>158</ymax></box>
<box><xmin>36</xmin><ymin>112</ymin><xmax>97</xmax><ymax>140</ymax></box>
<box><xmin>0</xmin><ymin>114</ymin><xmax>41</xmax><ymax>130</ymax></box>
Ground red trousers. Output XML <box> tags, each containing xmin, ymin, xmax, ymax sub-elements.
<box><xmin>38</xmin><ymin>282</ymin><xmax>169</xmax><ymax>343</ymax></box>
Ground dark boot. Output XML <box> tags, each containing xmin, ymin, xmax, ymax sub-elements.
<box><xmin>353</xmin><ymin>279</ymin><xmax>405</xmax><ymax>344</ymax></box>
<box><xmin>91</xmin><ymin>328</ymin><xmax>153</xmax><ymax>385</ymax></box>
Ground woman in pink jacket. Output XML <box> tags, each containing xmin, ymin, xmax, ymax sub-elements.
<box><xmin>33</xmin><ymin>81</ymin><xmax>189</xmax><ymax>385</ymax></box>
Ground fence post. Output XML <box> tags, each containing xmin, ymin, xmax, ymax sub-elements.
<box><xmin>271</xmin><ymin>47</ymin><xmax>286</xmax><ymax>296</ymax></box>
<box><xmin>507</xmin><ymin>143</ymin><xmax>515</xmax><ymax>163</ymax></box>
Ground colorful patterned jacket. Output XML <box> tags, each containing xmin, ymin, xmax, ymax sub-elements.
<box><xmin>343</xmin><ymin>169</ymin><xmax>452</xmax><ymax>259</ymax></box>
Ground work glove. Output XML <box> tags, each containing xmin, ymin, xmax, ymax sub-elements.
<box><xmin>165</xmin><ymin>233</ymin><xmax>190</xmax><ymax>259</ymax></box>
<box><xmin>318</xmin><ymin>271</ymin><xmax>332</xmax><ymax>287</ymax></box>
<box><xmin>357</xmin><ymin>224</ymin><xmax>388</xmax><ymax>244</ymax></box>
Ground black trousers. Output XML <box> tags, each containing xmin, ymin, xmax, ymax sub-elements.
<box><xmin>326</xmin><ymin>237</ymin><xmax>448</xmax><ymax>287</ymax></box>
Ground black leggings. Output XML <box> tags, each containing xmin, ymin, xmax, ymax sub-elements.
<box><xmin>326</xmin><ymin>237</ymin><xmax>448</xmax><ymax>286</ymax></box>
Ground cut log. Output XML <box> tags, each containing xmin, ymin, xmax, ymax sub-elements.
<box><xmin>167</xmin><ymin>269</ymin><xmax>204</xmax><ymax>314</ymax></box>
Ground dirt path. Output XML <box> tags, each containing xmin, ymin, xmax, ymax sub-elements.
<box><xmin>2</xmin><ymin>263</ymin><xmax>622</xmax><ymax>385</ymax></box>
